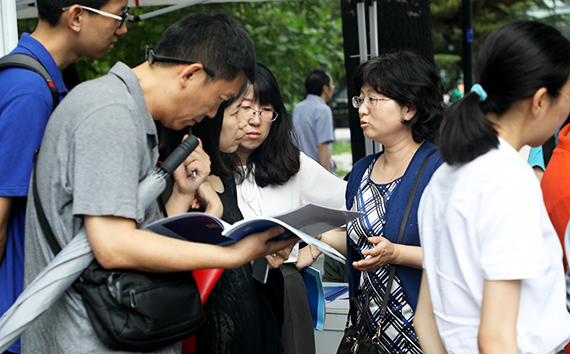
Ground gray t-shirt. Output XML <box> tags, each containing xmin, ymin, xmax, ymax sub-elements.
<box><xmin>23</xmin><ymin>62</ymin><xmax>180</xmax><ymax>354</ymax></box>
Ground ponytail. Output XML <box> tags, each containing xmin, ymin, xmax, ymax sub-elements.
<box><xmin>440</xmin><ymin>21</ymin><xmax>570</xmax><ymax>165</ymax></box>
<box><xmin>440</xmin><ymin>92</ymin><xmax>498</xmax><ymax>165</ymax></box>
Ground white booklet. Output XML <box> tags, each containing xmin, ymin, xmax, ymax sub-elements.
<box><xmin>146</xmin><ymin>203</ymin><xmax>361</xmax><ymax>263</ymax></box>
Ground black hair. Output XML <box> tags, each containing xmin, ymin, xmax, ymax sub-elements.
<box><xmin>441</xmin><ymin>21</ymin><xmax>570</xmax><ymax>165</ymax></box>
<box><xmin>37</xmin><ymin>0</ymin><xmax>109</xmax><ymax>26</ymax></box>
<box><xmin>353</xmin><ymin>50</ymin><xmax>444</xmax><ymax>143</ymax></box>
<box><xmin>305</xmin><ymin>69</ymin><xmax>331</xmax><ymax>96</ymax></box>
<box><xmin>233</xmin><ymin>63</ymin><xmax>300</xmax><ymax>187</ymax></box>
<box><xmin>192</xmin><ymin>81</ymin><xmax>249</xmax><ymax>177</ymax></box>
<box><xmin>154</xmin><ymin>12</ymin><xmax>256</xmax><ymax>84</ymax></box>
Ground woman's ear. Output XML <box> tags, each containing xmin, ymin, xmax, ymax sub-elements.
<box><xmin>530</xmin><ymin>87</ymin><xmax>549</xmax><ymax>117</ymax></box>
<box><xmin>402</xmin><ymin>104</ymin><xmax>417</xmax><ymax>122</ymax></box>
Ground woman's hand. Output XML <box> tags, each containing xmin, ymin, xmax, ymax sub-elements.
<box><xmin>166</xmin><ymin>137</ymin><xmax>211</xmax><ymax>216</ymax></box>
<box><xmin>190</xmin><ymin>181</ymin><xmax>223</xmax><ymax>218</ymax></box>
<box><xmin>352</xmin><ymin>236</ymin><xmax>399</xmax><ymax>271</ymax></box>
<box><xmin>295</xmin><ymin>245</ymin><xmax>322</xmax><ymax>270</ymax></box>
<box><xmin>227</xmin><ymin>227</ymin><xmax>299</xmax><ymax>268</ymax></box>
<box><xmin>266</xmin><ymin>242</ymin><xmax>296</xmax><ymax>269</ymax></box>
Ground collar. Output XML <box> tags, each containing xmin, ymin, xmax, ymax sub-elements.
<box><xmin>306</xmin><ymin>93</ymin><xmax>326</xmax><ymax>104</ymax></box>
<box><xmin>13</xmin><ymin>33</ymin><xmax>68</xmax><ymax>96</ymax></box>
<box><xmin>108</xmin><ymin>62</ymin><xmax>157</xmax><ymax>137</ymax></box>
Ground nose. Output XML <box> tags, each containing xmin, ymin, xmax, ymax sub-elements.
<box><xmin>358</xmin><ymin>103</ymin><xmax>369</xmax><ymax>116</ymax></box>
<box><xmin>238</xmin><ymin>114</ymin><xmax>248</xmax><ymax>130</ymax></box>
<box><xmin>205</xmin><ymin>102</ymin><xmax>222</xmax><ymax>118</ymax></box>
<box><xmin>116</xmin><ymin>22</ymin><xmax>128</xmax><ymax>36</ymax></box>
<box><xmin>247</xmin><ymin>114</ymin><xmax>262</xmax><ymax>126</ymax></box>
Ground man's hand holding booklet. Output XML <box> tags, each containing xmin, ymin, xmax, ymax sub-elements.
<box><xmin>146</xmin><ymin>203</ymin><xmax>362</xmax><ymax>263</ymax></box>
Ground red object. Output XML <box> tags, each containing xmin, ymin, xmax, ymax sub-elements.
<box><xmin>540</xmin><ymin>123</ymin><xmax>570</xmax><ymax>354</ymax></box>
<box><xmin>180</xmin><ymin>268</ymin><xmax>224</xmax><ymax>354</ymax></box>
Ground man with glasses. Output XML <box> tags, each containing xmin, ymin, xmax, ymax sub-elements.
<box><xmin>292</xmin><ymin>69</ymin><xmax>336</xmax><ymax>172</ymax></box>
<box><xmin>22</xmin><ymin>12</ymin><xmax>292</xmax><ymax>354</ymax></box>
<box><xmin>0</xmin><ymin>1</ymin><xmax>127</xmax><ymax>353</ymax></box>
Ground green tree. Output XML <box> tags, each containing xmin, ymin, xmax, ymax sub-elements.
<box><xmin>19</xmin><ymin>1</ymin><xmax>345</xmax><ymax>110</ymax></box>
<box><xmin>431</xmin><ymin>0</ymin><xmax>551</xmax><ymax>92</ymax></box>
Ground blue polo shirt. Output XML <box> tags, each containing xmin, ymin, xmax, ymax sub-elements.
<box><xmin>0</xmin><ymin>33</ymin><xmax>67</xmax><ymax>353</ymax></box>
<box><xmin>292</xmin><ymin>94</ymin><xmax>335</xmax><ymax>171</ymax></box>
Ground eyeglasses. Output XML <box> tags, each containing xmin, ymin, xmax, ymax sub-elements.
<box><xmin>145</xmin><ymin>46</ymin><xmax>215</xmax><ymax>77</ymax></box>
<box><xmin>352</xmin><ymin>96</ymin><xmax>391</xmax><ymax>109</ymax></box>
<box><xmin>240</xmin><ymin>105</ymin><xmax>279</xmax><ymax>122</ymax></box>
<box><xmin>62</xmin><ymin>5</ymin><xmax>129</xmax><ymax>29</ymax></box>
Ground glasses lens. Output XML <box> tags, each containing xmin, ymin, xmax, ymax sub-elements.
<box><xmin>119</xmin><ymin>7</ymin><xmax>129</xmax><ymax>28</ymax></box>
<box><xmin>352</xmin><ymin>96</ymin><xmax>361</xmax><ymax>109</ymax></box>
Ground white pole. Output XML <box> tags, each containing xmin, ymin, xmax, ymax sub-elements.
<box><xmin>1</xmin><ymin>0</ymin><xmax>19</xmax><ymax>56</ymax></box>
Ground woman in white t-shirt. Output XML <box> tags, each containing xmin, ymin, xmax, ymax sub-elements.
<box><xmin>415</xmin><ymin>21</ymin><xmax>570</xmax><ymax>354</ymax></box>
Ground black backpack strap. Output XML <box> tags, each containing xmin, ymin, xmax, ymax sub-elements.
<box><xmin>32</xmin><ymin>148</ymin><xmax>62</xmax><ymax>256</ymax></box>
<box><xmin>0</xmin><ymin>53</ymin><xmax>60</xmax><ymax>110</ymax></box>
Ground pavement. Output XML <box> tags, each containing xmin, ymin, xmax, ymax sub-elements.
<box><xmin>333</xmin><ymin>128</ymin><xmax>353</xmax><ymax>174</ymax></box>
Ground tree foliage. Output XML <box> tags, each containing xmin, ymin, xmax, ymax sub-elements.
<box><xmin>19</xmin><ymin>0</ymin><xmax>344</xmax><ymax>109</ymax></box>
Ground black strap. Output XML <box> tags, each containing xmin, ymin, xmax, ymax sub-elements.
<box><xmin>31</xmin><ymin>150</ymin><xmax>61</xmax><ymax>256</ymax></box>
<box><xmin>377</xmin><ymin>149</ymin><xmax>437</xmax><ymax>328</ymax></box>
<box><xmin>0</xmin><ymin>53</ymin><xmax>60</xmax><ymax>110</ymax></box>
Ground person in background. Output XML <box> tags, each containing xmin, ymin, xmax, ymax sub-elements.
<box><xmin>542</xmin><ymin>122</ymin><xmax>570</xmax><ymax>271</ymax></box>
<box><xmin>233</xmin><ymin>63</ymin><xmax>347</xmax><ymax>354</ymax></box>
<box><xmin>292</xmin><ymin>69</ymin><xmax>336</xmax><ymax>172</ymax></box>
<box><xmin>415</xmin><ymin>21</ymin><xmax>570</xmax><ymax>354</ymax></box>
<box><xmin>0</xmin><ymin>1</ymin><xmax>128</xmax><ymax>353</ymax></box>
<box><xmin>23</xmin><ymin>13</ymin><xmax>296</xmax><ymax>353</ymax></box>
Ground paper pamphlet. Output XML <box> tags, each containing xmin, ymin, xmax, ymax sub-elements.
<box><xmin>146</xmin><ymin>203</ymin><xmax>362</xmax><ymax>263</ymax></box>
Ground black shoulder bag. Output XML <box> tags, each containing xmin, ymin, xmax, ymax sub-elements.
<box><xmin>31</xmin><ymin>163</ymin><xmax>205</xmax><ymax>352</ymax></box>
<box><xmin>337</xmin><ymin>150</ymin><xmax>436</xmax><ymax>354</ymax></box>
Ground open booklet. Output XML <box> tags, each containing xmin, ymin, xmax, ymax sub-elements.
<box><xmin>146</xmin><ymin>203</ymin><xmax>362</xmax><ymax>263</ymax></box>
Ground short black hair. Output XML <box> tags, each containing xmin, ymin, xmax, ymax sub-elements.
<box><xmin>154</xmin><ymin>12</ymin><xmax>256</xmax><ymax>84</ymax></box>
<box><xmin>37</xmin><ymin>0</ymin><xmax>109</xmax><ymax>26</ymax></box>
<box><xmin>305</xmin><ymin>69</ymin><xmax>331</xmax><ymax>96</ymax></box>
<box><xmin>353</xmin><ymin>50</ymin><xmax>444</xmax><ymax>143</ymax></box>
<box><xmin>233</xmin><ymin>63</ymin><xmax>300</xmax><ymax>187</ymax></box>
<box><xmin>440</xmin><ymin>21</ymin><xmax>570</xmax><ymax>165</ymax></box>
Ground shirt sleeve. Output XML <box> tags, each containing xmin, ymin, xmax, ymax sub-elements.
<box><xmin>0</xmin><ymin>92</ymin><xmax>52</xmax><ymax>196</ymax></box>
<box><xmin>313</xmin><ymin>106</ymin><xmax>334</xmax><ymax>145</ymax></box>
<box><xmin>71</xmin><ymin>104</ymin><xmax>144</xmax><ymax>222</ymax></box>
<box><xmin>478</xmin><ymin>170</ymin><xmax>550</xmax><ymax>280</ymax></box>
<box><xmin>527</xmin><ymin>146</ymin><xmax>545</xmax><ymax>170</ymax></box>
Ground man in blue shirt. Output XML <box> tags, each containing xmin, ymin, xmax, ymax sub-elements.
<box><xmin>292</xmin><ymin>69</ymin><xmax>336</xmax><ymax>172</ymax></box>
<box><xmin>0</xmin><ymin>1</ymin><xmax>128</xmax><ymax>352</ymax></box>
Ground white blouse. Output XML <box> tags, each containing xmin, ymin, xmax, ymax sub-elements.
<box><xmin>236</xmin><ymin>152</ymin><xmax>347</xmax><ymax>262</ymax></box>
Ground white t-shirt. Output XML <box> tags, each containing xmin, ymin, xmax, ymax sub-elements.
<box><xmin>419</xmin><ymin>138</ymin><xmax>570</xmax><ymax>354</ymax></box>
<box><xmin>236</xmin><ymin>152</ymin><xmax>347</xmax><ymax>262</ymax></box>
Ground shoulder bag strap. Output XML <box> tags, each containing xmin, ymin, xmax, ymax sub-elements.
<box><xmin>374</xmin><ymin>149</ymin><xmax>437</xmax><ymax>339</ymax></box>
<box><xmin>31</xmin><ymin>149</ymin><xmax>61</xmax><ymax>256</ymax></box>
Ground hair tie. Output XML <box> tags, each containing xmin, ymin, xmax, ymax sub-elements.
<box><xmin>470</xmin><ymin>84</ymin><xmax>488</xmax><ymax>102</ymax></box>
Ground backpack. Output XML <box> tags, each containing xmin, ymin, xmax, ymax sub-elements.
<box><xmin>0</xmin><ymin>53</ymin><xmax>59</xmax><ymax>109</ymax></box>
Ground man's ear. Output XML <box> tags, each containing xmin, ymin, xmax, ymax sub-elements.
<box><xmin>65</xmin><ymin>5</ymin><xmax>84</xmax><ymax>33</ymax></box>
<box><xmin>179</xmin><ymin>64</ymin><xmax>207</xmax><ymax>88</ymax></box>
<box><xmin>402</xmin><ymin>104</ymin><xmax>417</xmax><ymax>122</ymax></box>
<box><xmin>530</xmin><ymin>87</ymin><xmax>549</xmax><ymax>118</ymax></box>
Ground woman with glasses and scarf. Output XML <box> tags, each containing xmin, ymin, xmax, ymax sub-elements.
<box><xmin>232</xmin><ymin>63</ymin><xmax>347</xmax><ymax>354</ymax></box>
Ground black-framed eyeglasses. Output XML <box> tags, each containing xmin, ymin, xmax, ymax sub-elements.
<box><xmin>62</xmin><ymin>5</ymin><xmax>129</xmax><ymax>29</ymax></box>
<box><xmin>145</xmin><ymin>46</ymin><xmax>215</xmax><ymax>77</ymax></box>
